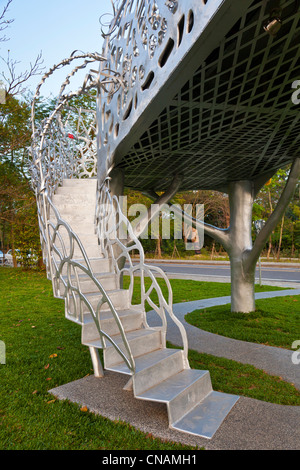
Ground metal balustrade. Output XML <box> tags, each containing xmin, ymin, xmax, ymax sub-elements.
<box><xmin>29</xmin><ymin>44</ymin><xmax>189</xmax><ymax>378</ymax></box>
<box><xmin>95</xmin><ymin>178</ymin><xmax>189</xmax><ymax>365</ymax></box>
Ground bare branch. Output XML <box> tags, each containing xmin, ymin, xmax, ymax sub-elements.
<box><xmin>0</xmin><ymin>0</ymin><xmax>14</xmax><ymax>42</ymax></box>
<box><xmin>1</xmin><ymin>50</ymin><xmax>44</xmax><ymax>97</ymax></box>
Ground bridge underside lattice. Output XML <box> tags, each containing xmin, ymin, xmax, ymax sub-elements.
<box><xmin>113</xmin><ymin>0</ymin><xmax>300</xmax><ymax>192</ymax></box>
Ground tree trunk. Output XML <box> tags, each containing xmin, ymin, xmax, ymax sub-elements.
<box><xmin>210</xmin><ymin>241</ymin><xmax>215</xmax><ymax>259</ymax></box>
<box><xmin>155</xmin><ymin>235</ymin><xmax>162</xmax><ymax>258</ymax></box>
<box><xmin>227</xmin><ymin>181</ymin><xmax>256</xmax><ymax>313</ymax></box>
<box><xmin>267</xmin><ymin>235</ymin><xmax>272</xmax><ymax>260</ymax></box>
<box><xmin>276</xmin><ymin>216</ymin><xmax>284</xmax><ymax>261</ymax></box>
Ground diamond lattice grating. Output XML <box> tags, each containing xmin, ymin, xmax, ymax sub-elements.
<box><xmin>100</xmin><ymin>0</ymin><xmax>300</xmax><ymax>192</ymax></box>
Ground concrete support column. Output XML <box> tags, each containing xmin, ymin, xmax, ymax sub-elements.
<box><xmin>228</xmin><ymin>181</ymin><xmax>256</xmax><ymax>313</ymax></box>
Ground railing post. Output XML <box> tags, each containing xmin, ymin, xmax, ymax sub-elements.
<box><xmin>89</xmin><ymin>347</ymin><xmax>104</xmax><ymax>378</ymax></box>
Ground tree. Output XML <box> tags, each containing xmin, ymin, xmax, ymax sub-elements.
<box><xmin>0</xmin><ymin>0</ymin><xmax>46</xmax><ymax>266</ymax></box>
<box><xmin>0</xmin><ymin>0</ymin><xmax>44</xmax><ymax>98</ymax></box>
<box><xmin>0</xmin><ymin>159</ymin><xmax>41</xmax><ymax>267</ymax></box>
<box><xmin>0</xmin><ymin>93</ymin><xmax>52</xmax><ymax>266</ymax></box>
<box><xmin>0</xmin><ymin>94</ymin><xmax>31</xmax><ymax>164</ymax></box>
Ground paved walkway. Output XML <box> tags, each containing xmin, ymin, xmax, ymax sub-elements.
<box><xmin>50</xmin><ymin>286</ymin><xmax>300</xmax><ymax>450</ymax></box>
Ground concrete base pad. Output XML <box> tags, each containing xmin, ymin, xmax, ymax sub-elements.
<box><xmin>49</xmin><ymin>372</ymin><xmax>300</xmax><ymax>450</ymax></box>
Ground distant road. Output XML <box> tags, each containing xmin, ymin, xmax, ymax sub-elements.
<box><xmin>141</xmin><ymin>260</ymin><xmax>300</xmax><ymax>284</ymax></box>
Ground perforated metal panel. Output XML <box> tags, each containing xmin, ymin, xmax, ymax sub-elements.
<box><xmin>98</xmin><ymin>0</ymin><xmax>300</xmax><ymax>191</ymax></box>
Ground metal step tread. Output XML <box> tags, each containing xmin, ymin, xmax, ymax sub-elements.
<box><xmin>59</xmin><ymin>186</ymin><xmax>96</xmax><ymax>192</ymax></box>
<box><xmin>52</xmin><ymin>200</ymin><xmax>95</xmax><ymax>206</ymax></box>
<box><xmin>135</xmin><ymin>369</ymin><xmax>209</xmax><ymax>403</ymax></box>
<box><xmin>83</xmin><ymin>326</ymin><xmax>159</xmax><ymax>348</ymax></box>
<box><xmin>53</xmin><ymin>194</ymin><xmax>96</xmax><ymax>201</ymax></box>
<box><xmin>73</xmin><ymin>256</ymin><xmax>107</xmax><ymax>264</ymax></box>
<box><xmin>61</xmin><ymin>271</ymin><xmax>116</xmax><ymax>281</ymax></box>
<box><xmin>73</xmin><ymin>255</ymin><xmax>109</xmax><ymax>269</ymax></box>
<box><xmin>107</xmin><ymin>347</ymin><xmax>182</xmax><ymax>375</ymax></box>
<box><xmin>75</xmin><ymin>288</ymin><xmax>128</xmax><ymax>298</ymax></box>
<box><xmin>62</xmin><ymin>178</ymin><xmax>97</xmax><ymax>184</ymax></box>
<box><xmin>171</xmin><ymin>391</ymin><xmax>239</xmax><ymax>440</ymax></box>
<box><xmin>100</xmin><ymin>307</ymin><xmax>142</xmax><ymax>320</ymax></box>
<box><xmin>83</xmin><ymin>307</ymin><xmax>142</xmax><ymax>325</ymax></box>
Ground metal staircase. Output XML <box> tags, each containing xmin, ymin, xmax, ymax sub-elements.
<box><xmin>45</xmin><ymin>177</ymin><xmax>239</xmax><ymax>439</ymax></box>
<box><xmin>28</xmin><ymin>12</ymin><xmax>239</xmax><ymax>440</ymax></box>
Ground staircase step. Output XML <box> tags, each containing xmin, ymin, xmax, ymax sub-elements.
<box><xmin>62</xmin><ymin>178</ymin><xmax>97</xmax><ymax>186</ymax></box>
<box><xmin>99</xmin><ymin>308</ymin><xmax>144</xmax><ymax>336</ymax></box>
<box><xmin>49</xmin><ymin>208</ymin><xmax>95</xmax><ymax>226</ymax></box>
<box><xmin>49</xmin><ymin>235</ymin><xmax>102</xmax><ymax>259</ymax></box>
<box><xmin>60</xmin><ymin>271</ymin><xmax>118</xmax><ymax>294</ymax></box>
<box><xmin>136</xmin><ymin>369</ymin><xmax>213</xmax><ymax>425</ymax></box>
<box><xmin>57</xmin><ymin>187</ymin><xmax>96</xmax><ymax>194</ymax></box>
<box><xmin>75</xmin><ymin>288</ymin><xmax>130</xmax><ymax>312</ymax></box>
<box><xmin>82</xmin><ymin>308</ymin><xmax>144</xmax><ymax>338</ymax></box>
<box><xmin>56</xmin><ymin>232</ymin><xmax>100</xmax><ymax>248</ymax></box>
<box><xmin>52</xmin><ymin>194</ymin><xmax>96</xmax><ymax>205</ymax></box>
<box><xmin>171</xmin><ymin>391</ymin><xmax>239</xmax><ymax>440</ymax></box>
<box><xmin>77</xmin><ymin>244</ymin><xmax>102</xmax><ymax>259</ymax></box>
<box><xmin>55</xmin><ymin>185</ymin><xmax>97</xmax><ymax>195</ymax></box>
<box><xmin>48</xmin><ymin>219</ymin><xmax>96</xmax><ymax>237</ymax></box>
<box><xmin>54</xmin><ymin>258</ymin><xmax>109</xmax><ymax>283</ymax></box>
<box><xmin>103</xmin><ymin>328</ymin><xmax>162</xmax><ymax>368</ymax></box>
<box><xmin>50</xmin><ymin>202</ymin><xmax>96</xmax><ymax>214</ymax></box>
<box><xmin>56</xmin><ymin>184</ymin><xmax>96</xmax><ymax>192</ymax></box>
<box><xmin>107</xmin><ymin>347</ymin><xmax>183</xmax><ymax>377</ymax></box>
<box><xmin>72</xmin><ymin>257</ymin><xmax>111</xmax><ymax>272</ymax></box>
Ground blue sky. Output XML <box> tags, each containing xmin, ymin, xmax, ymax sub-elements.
<box><xmin>0</xmin><ymin>0</ymin><xmax>113</xmax><ymax>98</ymax></box>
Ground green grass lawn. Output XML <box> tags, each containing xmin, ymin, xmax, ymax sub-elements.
<box><xmin>185</xmin><ymin>295</ymin><xmax>300</xmax><ymax>350</ymax></box>
<box><xmin>0</xmin><ymin>267</ymin><xmax>299</xmax><ymax>450</ymax></box>
<box><xmin>123</xmin><ymin>275</ymin><xmax>283</xmax><ymax>307</ymax></box>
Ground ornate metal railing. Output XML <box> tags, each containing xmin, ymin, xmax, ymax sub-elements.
<box><xmin>30</xmin><ymin>10</ymin><xmax>189</xmax><ymax>373</ymax></box>
<box><xmin>30</xmin><ymin>53</ymin><xmax>136</xmax><ymax>373</ymax></box>
<box><xmin>44</xmin><ymin>193</ymin><xmax>135</xmax><ymax>372</ymax></box>
<box><xmin>96</xmin><ymin>178</ymin><xmax>189</xmax><ymax>365</ymax></box>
